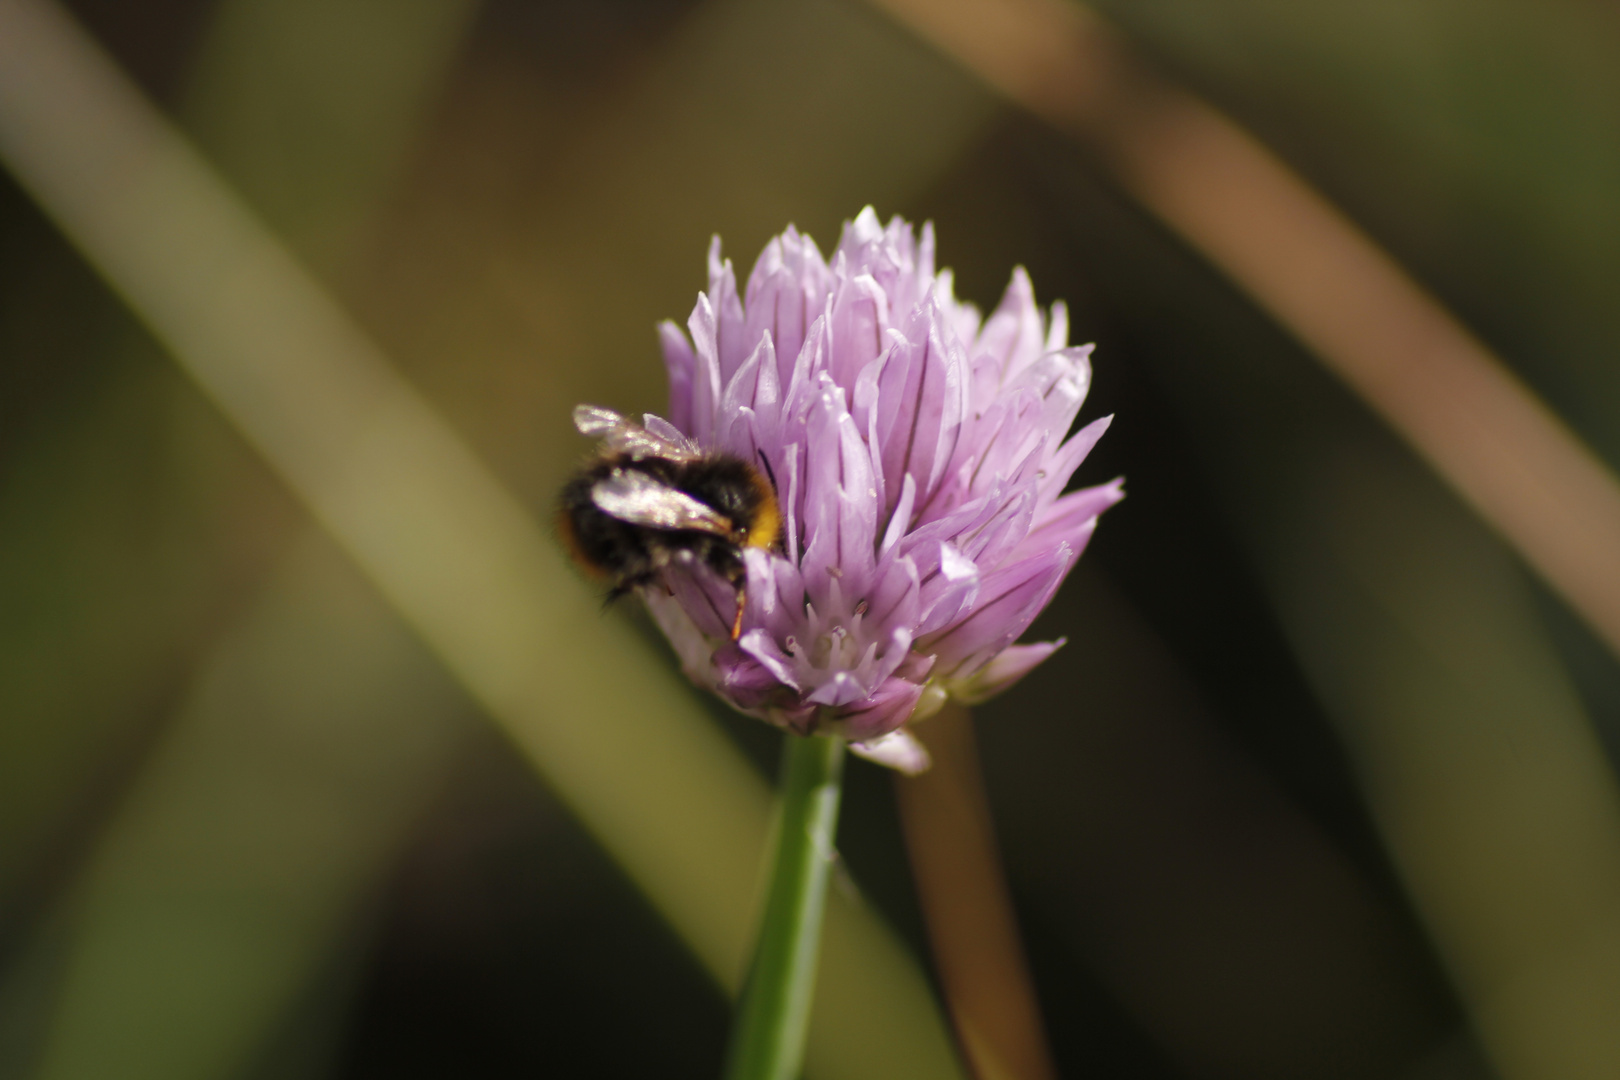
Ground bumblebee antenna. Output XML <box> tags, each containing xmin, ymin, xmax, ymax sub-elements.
<box><xmin>756</xmin><ymin>449</ymin><xmax>778</xmax><ymax>494</ymax></box>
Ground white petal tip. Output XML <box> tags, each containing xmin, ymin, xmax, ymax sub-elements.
<box><xmin>850</xmin><ymin>730</ymin><xmax>931</xmax><ymax>775</ymax></box>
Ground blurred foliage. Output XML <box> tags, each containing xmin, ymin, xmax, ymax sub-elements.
<box><xmin>2</xmin><ymin>0</ymin><xmax>1619</xmax><ymax>1077</ymax></box>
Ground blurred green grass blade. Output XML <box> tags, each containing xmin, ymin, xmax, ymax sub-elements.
<box><xmin>181</xmin><ymin>0</ymin><xmax>478</xmax><ymax>273</ymax></box>
<box><xmin>1270</xmin><ymin>448</ymin><xmax>1620</xmax><ymax>1080</ymax></box>
<box><xmin>0</xmin><ymin>358</ymin><xmax>257</xmax><ymax>911</ymax></box>
<box><xmin>4</xmin><ymin>0</ymin><xmax>481</xmax><ymax>1071</ymax></box>
<box><xmin>0</xmin><ymin>2</ymin><xmax>962</xmax><ymax>1076</ymax></box>
<box><xmin>32</xmin><ymin>538</ymin><xmax>467</xmax><ymax>1080</ymax></box>
<box><xmin>0</xmin><ymin>0</ymin><xmax>478</xmax><ymax>926</ymax></box>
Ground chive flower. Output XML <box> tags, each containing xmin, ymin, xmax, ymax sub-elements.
<box><xmin>637</xmin><ymin>209</ymin><xmax>1119</xmax><ymax>771</ymax></box>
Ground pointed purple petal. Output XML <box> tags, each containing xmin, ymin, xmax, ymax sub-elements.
<box><xmin>952</xmin><ymin>640</ymin><xmax>1065</xmax><ymax>704</ymax></box>
<box><xmin>742</xmin><ymin>547</ymin><xmax>801</xmax><ymax>641</ymax></box>
<box><xmin>1033</xmin><ymin>346</ymin><xmax>1094</xmax><ymax>446</ymax></box>
<box><xmin>642</xmin><ymin>589</ymin><xmax>720</xmax><ymax>691</ymax></box>
<box><xmin>665</xmin><ymin>558</ymin><xmax>738</xmax><ymax>641</ymax></box>
<box><xmin>686</xmin><ymin>295</ymin><xmax>722</xmax><ymax>447</ymax></box>
<box><xmin>936</xmin><ymin>268</ymin><xmax>982</xmax><ymax>351</ymax></box>
<box><xmin>718</xmin><ymin>332</ymin><xmax>780</xmax><ymax>460</ymax></box>
<box><xmin>873</xmin><ymin>301</ymin><xmax>968</xmax><ymax>514</ymax></box>
<box><xmin>851</xmin><ymin>343</ymin><xmax>900</xmax><ymax>524</ymax></box>
<box><xmin>1038</xmin><ymin>414</ymin><xmax>1112</xmax><ymax>510</ymax></box>
<box><xmin>1018</xmin><ymin>479</ymin><xmax>1124</xmax><ymax>560</ymax></box>
<box><xmin>864</xmin><ymin>551</ymin><xmax>921</xmax><ymax>638</ymax></box>
<box><xmin>714</xmin><ymin>644</ymin><xmax>793</xmax><ymax>708</ymax></box>
<box><xmin>916</xmin><ymin>221</ymin><xmax>937</xmax><ymax>294</ymax></box>
<box><xmin>739</xmin><ymin>628</ymin><xmax>800</xmax><ymax>690</ymax></box>
<box><xmin>780</xmin><ymin>312</ymin><xmax>831</xmax><ymax>454</ymax></box>
<box><xmin>958</xmin><ymin>484</ymin><xmax>1037</xmax><ymax>575</ymax></box>
<box><xmin>879</xmin><ymin>472</ymin><xmax>917</xmax><ymax>557</ymax></box>
<box><xmin>915</xmin><ymin>540</ymin><xmax>980</xmax><ymax>635</ymax></box>
<box><xmin>836</xmin><ymin>677</ymin><xmax>926</xmax><ymax>742</ymax></box>
<box><xmin>921</xmin><ymin>546</ymin><xmax>1073</xmax><ymax>673</ymax></box>
<box><xmin>1045</xmin><ymin>300</ymin><xmax>1070</xmax><ymax>352</ymax></box>
<box><xmin>708</xmin><ymin>237</ymin><xmax>751</xmax><ymax>385</ymax></box>
<box><xmin>827</xmin><ymin>273</ymin><xmax>888</xmax><ymax>388</ymax></box>
<box><xmin>974</xmin><ymin>267</ymin><xmax>1045</xmax><ymax>382</ymax></box>
<box><xmin>658</xmin><ymin>321</ymin><xmax>695</xmax><ymax>435</ymax></box>
<box><xmin>745</xmin><ymin>227</ymin><xmax>831</xmax><ymax>381</ymax></box>
<box><xmin>800</xmin><ymin>376</ymin><xmax>878</xmax><ymax>604</ymax></box>
<box><xmin>839</xmin><ymin>206</ymin><xmax>885</xmax><ymax>255</ymax></box>
<box><xmin>808</xmin><ymin>670</ymin><xmax>868</xmax><ymax>708</ymax></box>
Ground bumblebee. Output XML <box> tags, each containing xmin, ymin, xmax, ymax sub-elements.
<box><xmin>558</xmin><ymin>405</ymin><xmax>781</xmax><ymax>638</ymax></box>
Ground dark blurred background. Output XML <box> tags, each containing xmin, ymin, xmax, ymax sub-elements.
<box><xmin>4</xmin><ymin>0</ymin><xmax>1620</xmax><ymax>1077</ymax></box>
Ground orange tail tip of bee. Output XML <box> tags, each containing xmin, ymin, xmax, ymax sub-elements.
<box><xmin>556</xmin><ymin>500</ymin><xmax>611</xmax><ymax>582</ymax></box>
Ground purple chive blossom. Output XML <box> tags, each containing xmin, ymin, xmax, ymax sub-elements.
<box><xmin>643</xmin><ymin>208</ymin><xmax>1120</xmax><ymax>772</ymax></box>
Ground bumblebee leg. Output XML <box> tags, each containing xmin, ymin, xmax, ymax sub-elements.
<box><xmin>730</xmin><ymin>584</ymin><xmax>747</xmax><ymax>641</ymax></box>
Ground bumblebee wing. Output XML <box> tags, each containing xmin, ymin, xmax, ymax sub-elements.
<box><xmin>572</xmin><ymin>403</ymin><xmax>700</xmax><ymax>462</ymax></box>
<box><xmin>641</xmin><ymin>414</ymin><xmax>700</xmax><ymax>456</ymax></box>
<box><xmin>591</xmin><ymin>470</ymin><xmax>734</xmax><ymax>535</ymax></box>
<box><xmin>573</xmin><ymin>404</ymin><xmax>628</xmax><ymax>438</ymax></box>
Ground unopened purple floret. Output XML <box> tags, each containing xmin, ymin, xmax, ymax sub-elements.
<box><xmin>640</xmin><ymin>208</ymin><xmax>1121</xmax><ymax>772</ymax></box>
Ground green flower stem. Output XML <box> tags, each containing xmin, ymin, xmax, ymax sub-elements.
<box><xmin>724</xmin><ymin>733</ymin><xmax>847</xmax><ymax>1080</ymax></box>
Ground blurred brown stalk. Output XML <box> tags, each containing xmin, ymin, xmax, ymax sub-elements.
<box><xmin>898</xmin><ymin>704</ymin><xmax>1056</xmax><ymax>1080</ymax></box>
<box><xmin>869</xmin><ymin>0</ymin><xmax>1620</xmax><ymax>667</ymax></box>
<box><xmin>869</xmin><ymin>1</ymin><xmax>1620</xmax><ymax>1078</ymax></box>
